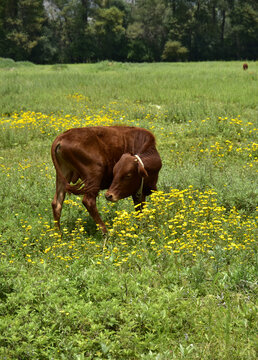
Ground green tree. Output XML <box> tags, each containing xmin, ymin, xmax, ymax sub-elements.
<box><xmin>163</xmin><ymin>0</ymin><xmax>194</xmax><ymax>59</ymax></box>
<box><xmin>42</xmin><ymin>0</ymin><xmax>129</xmax><ymax>62</ymax></box>
<box><xmin>229</xmin><ymin>2</ymin><xmax>258</xmax><ymax>59</ymax></box>
<box><xmin>0</xmin><ymin>0</ymin><xmax>45</xmax><ymax>61</ymax></box>
<box><xmin>42</xmin><ymin>0</ymin><xmax>96</xmax><ymax>63</ymax></box>
<box><xmin>162</xmin><ymin>40</ymin><xmax>188</xmax><ymax>61</ymax></box>
<box><xmin>1</xmin><ymin>0</ymin><xmax>257</xmax><ymax>63</ymax></box>
<box><xmin>93</xmin><ymin>6</ymin><xmax>126</xmax><ymax>60</ymax></box>
<box><xmin>127</xmin><ymin>0</ymin><xmax>170</xmax><ymax>61</ymax></box>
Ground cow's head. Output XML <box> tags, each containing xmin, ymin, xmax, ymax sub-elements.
<box><xmin>105</xmin><ymin>153</ymin><xmax>148</xmax><ymax>202</ymax></box>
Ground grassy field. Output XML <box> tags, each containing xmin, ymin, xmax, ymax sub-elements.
<box><xmin>0</xmin><ymin>59</ymin><xmax>257</xmax><ymax>359</ymax></box>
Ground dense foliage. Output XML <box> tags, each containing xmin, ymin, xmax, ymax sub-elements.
<box><xmin>0</xmin><ymin>0</ymin><xmax>257</xmax><ymax>63</ymax></box>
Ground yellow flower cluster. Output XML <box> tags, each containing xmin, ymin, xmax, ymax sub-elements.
<box><xmin>67</xmin><ymin>93</ymin><xmax>90</xmax><ymax>102</ymax></box>
<box><xmin>0</xmin><ymin>95</ymin><xmax>165</xmax><ymax>138</ymax></box>
<box><xmin>169</xmin><ymin>116</ymin><xmax>258</xmax><ymax>170</ymax></box>
<box><xmin>0</xmin><ymin>109</ymin><xmax>116</xmax><ymax>135</ymax></box>
<box><xmin>3</xmin><ymin>187</ymin><xmax>255</xmax><ymax>267</ymax></box>
<box><xmin>196</xmin><ymin>140</ymin><xmax>258</xmax><ymax>168</ymax></box>
<box><xmin>105</xmin><ymin>187</ymin><xmax>256</xmax><ymax>265</ymax></box>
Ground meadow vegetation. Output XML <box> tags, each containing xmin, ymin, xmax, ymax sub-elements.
<box><xmin>0</xmin><ymin>60</ymin><xmax>257</xmax><ymax>359</ymax></box>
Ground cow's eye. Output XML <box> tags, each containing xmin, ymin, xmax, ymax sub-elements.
<box><xmin>125</xmin><ymin>173</ymin><xmax>132</xmax><ymax>179</ymax></box>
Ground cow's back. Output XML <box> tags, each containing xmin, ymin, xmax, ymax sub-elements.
<box><xmin>55</xmin><ymin>126</ymin><xmax>156</xmax><ymax>162</ymax></box>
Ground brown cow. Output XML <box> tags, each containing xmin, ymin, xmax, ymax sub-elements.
<box><xmin>243</xmin><ymin>63</ymin><xmax>248</xmax><ymax>70</ymax></box>
<box><xmin>51</xmin><ymin>126</ymin><xmax>162</xmax><ymax>233</ymax></box>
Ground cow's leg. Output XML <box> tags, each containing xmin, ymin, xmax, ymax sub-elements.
<box><xmin>132</xmin><ymin>193</ymin><xmax>146</xmax><ymax>211</ymax></box>
<box><xmin>82</xmin><ymin>193</ymin><xmax>107</xmax><ymax>234</ymax></box>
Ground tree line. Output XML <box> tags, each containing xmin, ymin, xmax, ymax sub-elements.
<box><xmin>0</xmin><ymin>0</ymin><xmax>257</xmax><ymax>64</ymax></box>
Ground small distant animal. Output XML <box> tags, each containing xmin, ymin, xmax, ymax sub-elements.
<box><xmin>243</xmin><ymin>63</ymin><xmax>248</xmax><ymax>70</ymax></box>
<box><xmin>51</xmin><ymin>126</ymin><xmax>162</xmax><ymax>233</ymax></box>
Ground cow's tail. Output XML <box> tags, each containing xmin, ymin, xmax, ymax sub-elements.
<box><xmin>66</xmin><ymin>180</ymin><xmax>87</xmax><ymax>195</ymax></box>
<box><xmin>51</xmin><ymin>140</ymin><xmax>68</xmax><ymax>189</ymax></box>
<box><xmin>51</xmin><ymin>140</ymin><xmax>86</xmax><ymax>195</ymax></box>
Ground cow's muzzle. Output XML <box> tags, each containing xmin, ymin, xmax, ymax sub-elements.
<box><xmin>105</xmin><ymin>192</ymin><xmax>118</xmax><ymax>202</ymax></box>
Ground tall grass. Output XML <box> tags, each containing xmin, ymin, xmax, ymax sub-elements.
<box><xmin>1</xmin><ymin>61</ymin><xmax>257</xmax><ymax>119</ymax></box>
<box><xmin>0</xmin><ymin>60</ymin><xmax>257</xmax><ymax>359</ymax></box>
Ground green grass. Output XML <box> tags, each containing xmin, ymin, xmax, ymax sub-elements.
<box><xmin>0</xmin><ymin>60</ymin><xmax>257</xmax><ymax>119</ymax></box>
<box><xmin>0</xmin><ymin>60</ymin><xmax>257</xmax><ymax>359</ymax></box>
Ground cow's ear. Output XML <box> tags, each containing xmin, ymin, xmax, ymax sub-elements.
<box><xmin>138</xmin><ymin>163</ymin><xmax>148</xmax><ymax>178</ymax></box>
